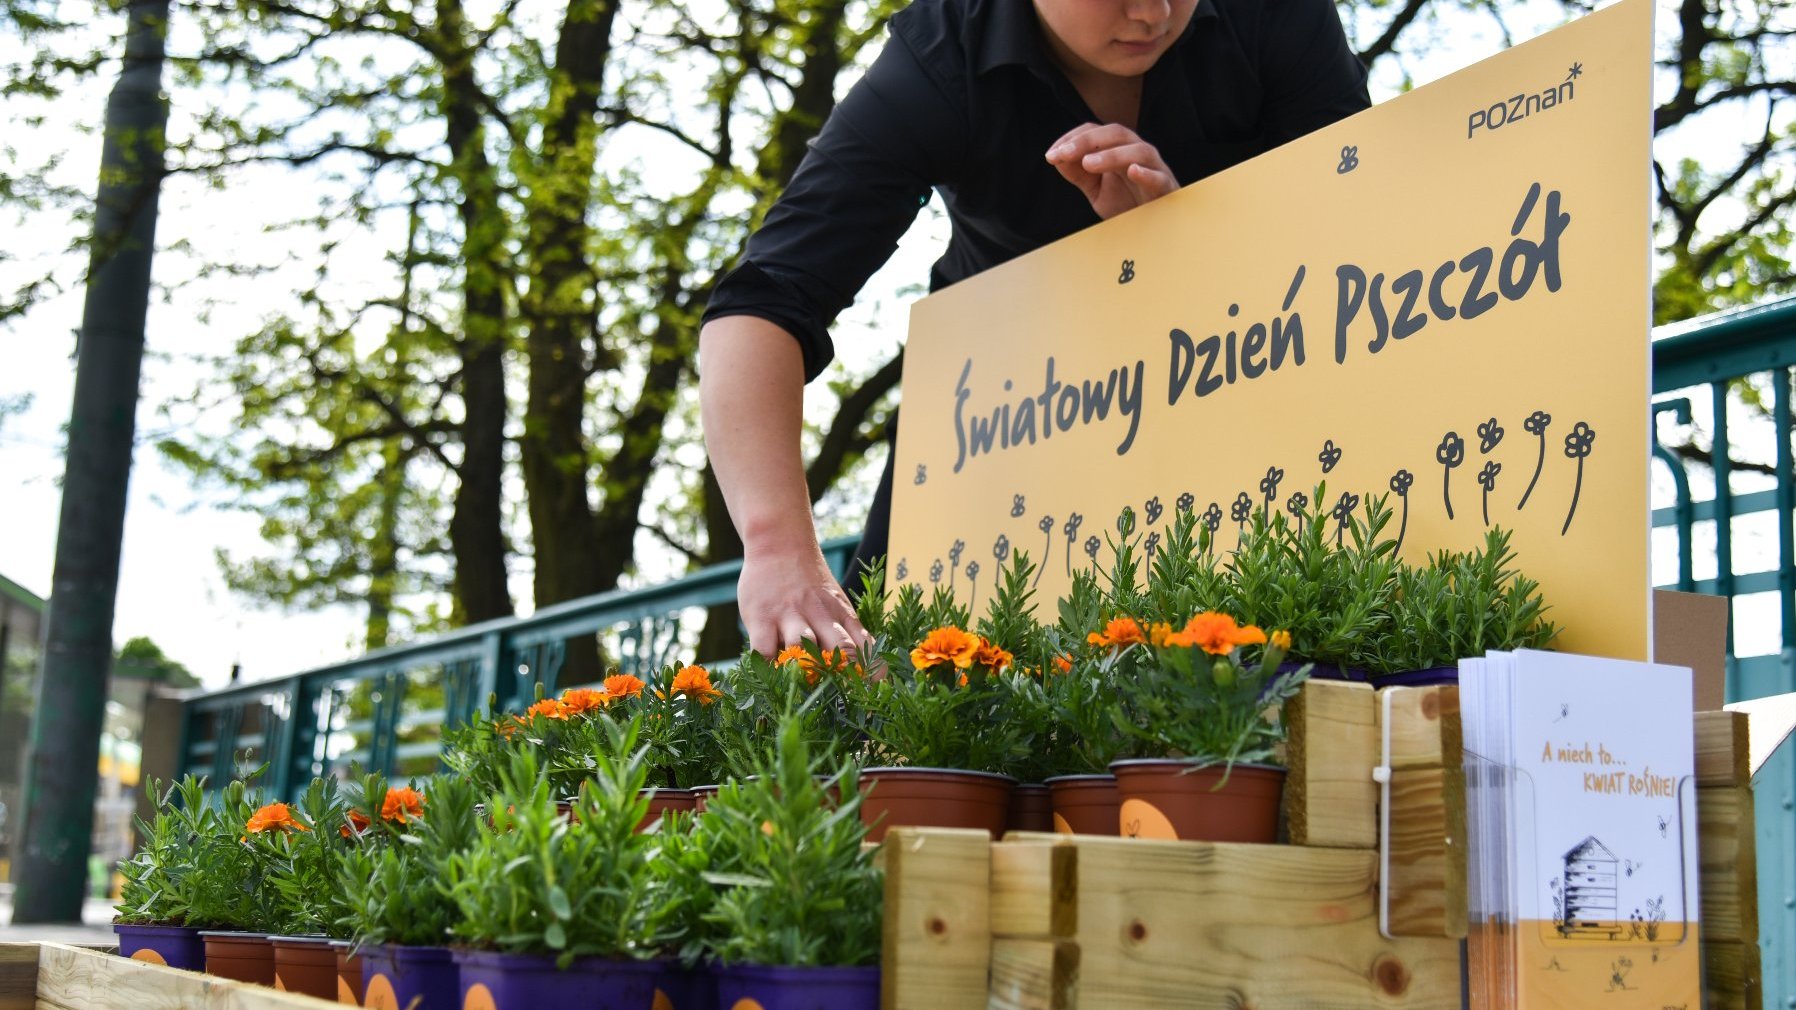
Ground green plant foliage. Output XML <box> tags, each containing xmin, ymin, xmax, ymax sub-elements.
<box><xmin>1372</xmin><ymin>527</ymin><xmax>1560</xmax><ymax>674</ymax></box>
<box><xmin>115</xmin><ymin>776</ymin><xmax>215</xmax><ymax>926</ymax></box>
<box><xmin>254</xmin><ymin>775</ymin><xmax>354</xmax><ymax>936</ymax></box>
<box><xmin>692</xmin><ymin>715</ymin><xmax>881</xmax><ymax>968</ymax></box>
<box><xmin>442</xmin><ymin>718</ymin><xmax>679</xmax><ymax>966</ymax></box>
<box><xmin>180</xmin><ymin>777</ymin><xmax>280</xmax><ymax>931</ymax></box>
<box><xmin>1106</xmin><ymin>626</ymin><xmax>1307</xmax><ymax>769</ymax></box>
<box><xmin>340</xmin><ymin>773</ymin><xmax>484</xmax><ymax>949</ymax></box>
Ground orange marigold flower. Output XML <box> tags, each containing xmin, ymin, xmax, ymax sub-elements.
<box><xmin>339</xmin><ymin>809</ymin><xmax>371</xmax><ymax>839</ymax></box>
<box><xmin>1052</xmin><ymin>654</ymin><xmax>1073</xmax><ymax>675</ymax></box>
<box><xmin>559</xmin><ymin>688</ymin><xmax>609</xmax><ymax>715</ymax></box>
<box><xmin>1087</xmin><ymin>616</ymin><xmax>1147</xmax><ymax>648</ymax></box>
<box><xmin>774</xmin><ymin>645</ymin><xmax>859</xmax><ymax>685</ymax></box>
<box><xmin>671</xmin><ymin>665</ymin><xmax>722</xmax><ymax>705</ymax></box>
<box><xmin>526</xmin><ymin>698</ymin><xmax>569</xmax><ymax>721</ymax></box>
<box><xmin>974</xmin><ymin>640</ymin><xmax>1013</xmax><ymax>673</ymax></box>
<box><xmin>1149</xmin><ymin>621</ymin><xmax>1176</xmax><ymax>647</ymax></box>
<box><xmin>382</xmin><ymin>786</ymin><xmax>425</xmax><ymax>824</ymax></box>
<box><xmin>246</xmin><ymin>802</ymin><xmax>310</xmax><ymax>835</ymax></box>
<box><xmin>1270</xmin><ymin>629</ymin><xmax>1293</xmax><ymax>652</ymax></box>
<box><xmin>603</xmin><ymin>674</ymin><xmax>646</xmax><ymax>700</ymax></box>
<box><xmin>910</xmin><ymin>626</ymin><xmax>982</xmax><ymax>670</ymax></box>
<box><xmin>1172</xmin><ymin>612</ymin><xmax>1269</xmax><ymax>655</ymax></box>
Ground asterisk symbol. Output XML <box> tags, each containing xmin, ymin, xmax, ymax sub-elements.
<box><xmin>1567</xmin><ymin>62</ymin><xmax>1583</xmax><ymax>80</ymax></box>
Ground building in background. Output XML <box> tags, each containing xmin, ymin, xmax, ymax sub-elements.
<box><xmin>0</xmin><ymin>573</ymin><xmax>197</xmax><ymax>890</ymax></box>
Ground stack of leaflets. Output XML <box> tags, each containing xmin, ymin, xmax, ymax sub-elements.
<box><xmin>1460</xmin><ymin>650</ymin><xmax>1702</xmax><ymax>1009</ymax></box>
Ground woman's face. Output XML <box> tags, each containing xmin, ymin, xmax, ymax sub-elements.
<box><xmin>1032</xmin><ymin>0</ymin><xmax>1198</xmax><ymax>81</ymax></box>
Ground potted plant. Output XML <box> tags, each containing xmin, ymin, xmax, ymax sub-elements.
<box><xmin>113</xmin><ymin>776</ymin><xmax>215</xmax><ymax>969</ymax></box>
<box><xmin>1106</xmin><ymin>609</ymin><xmax>1307</xmax><ymax>843</ymax></box>
<box><xmin>328</xmin><ymin>771</ymin><xmax>410</xmax><ymax>1004</ymax></box>
<box><xmin>1369</xmin><ymin>526</ymin><xmax>1559</xmax><ymax>684</ymax></box>
<box><xmin>695</xmin><ymin>714</ymin><xmax>882</xmax><ymax>1010</ymax></box>
<box><xmin>256</xmin><ymin>775</ymin><xmax>357</xmax><ymax>999</ymax></box>
<box><xmin>343</xmin><ymin>774</ymin><xmax>481</xmax><ymax>1010</ymax></box>
<box><xmin>193</xmin><ymin>777</ymin><xmax>285</xmax><ymax>984</ymax></box>
<box><xmin>843</xmin><ymin>565</ymin><xmax>1028</xmax><ymax>840</ymax></box>
<box><xmin>1220</xmin><ymin>487</ymin><xmax>1400</xmax><ymax>681</ymax></box>
<box><xmin>442</xmin><ymin>718</ymin><xmax>681</xmax><ymax>1010</ymax></box>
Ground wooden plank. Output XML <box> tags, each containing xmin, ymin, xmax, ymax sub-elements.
<box><xmin>1701</xmin><ymin>938</ymin><xmax>1763</xmax><ymax>1010</ymax></box>
<box><xmin>1385</xmin><ymin>766</ymin><xmax>1469</xmax><ymax>939</ymax></box>
<box><xmin>882</xmin><ymin>828</ymin><xmax>992</xmax><ymax>1010</ymax></box>
<box><xmin>0</xmin><ymin>945</ymin><xmax>38</xmax><ymax>1010</ymax></box>
<box><xmin>31</xmin><ymin>942</ymin><xmax>333</xmax><ymax>1010</ymax></box>
<box><xmin>1696</xmin><ymin>784</ymin><xmax>1759</xmax><ymax>945</ymax></box>
<box><xmin>1055</xmin><ymin>835</ymin><xmax>1461</xmax><ymax>1008</ymax></box>
<box><xmin>1380</xmin><ymin>686</ymin><xmax>1462</xmax><ymax>771</ymax></box>
<box><xmin>1286</xmin><ymin>680</ymin><xmax>1378</xmax><ymax>849</ymax></box>
<box><xmin>986</xmin><ymin>939</ymin><xmax>1076</xmax><ymax>1010</ymax></box>
<box><xmin>1695</xmin><ymin>711</ymin><xmax>1751</xmax><ymax>787</ymax></box>
<box><xmin>990</xmin><ymin>841</ymin><xmax>1075</xmax><ymax>940</ymax></box>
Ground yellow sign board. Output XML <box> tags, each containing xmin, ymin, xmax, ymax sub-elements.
<box><xmin>890</xmin><ymin>0</ymin><xmax>1654</xmax><ymax>661</ymax></box>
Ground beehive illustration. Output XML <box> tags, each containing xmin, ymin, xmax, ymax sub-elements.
<box><xmin>1561</xmin><ymin>836</ymin><xmax>1623</xmax><ymax>938</ymax></box>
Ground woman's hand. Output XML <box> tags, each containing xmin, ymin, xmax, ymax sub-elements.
<box><xmin>1045</xmin><ymin>123</ymin><xmax>1180</xmax><ymax>220</ymax></box>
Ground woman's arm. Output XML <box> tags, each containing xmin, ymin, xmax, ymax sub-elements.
<box><xmin>699</xmin><ymin>315</ymin><xmax>867</xmax><ymax>658</ymax></box>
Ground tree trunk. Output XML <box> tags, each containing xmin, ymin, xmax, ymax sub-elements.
<box><xmin>439</xmin><ymin>0</ymin><xmax>513</xmax><ymax>625</ymax></box>
<box><xmin>365</xmin><ymin>442</ymin><xmax>405</xmax><ymax>651</ymax></box>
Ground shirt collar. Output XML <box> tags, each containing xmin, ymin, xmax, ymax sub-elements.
<box><xmin>973</xmin><ymin>0</ymin><xmax>1217</xmax><ymax>78</ymax></box>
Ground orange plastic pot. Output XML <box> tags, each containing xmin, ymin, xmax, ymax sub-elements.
<box><xmin>201</xmin><ymin>931</ymin><xmax>276</xmax><ymax>985</ymax></box>
<box><xmin>272</xmin><ymin>935</ymin><xmax>340</xmax><ymax>1000</ymax></box>
<box><xmin>1109</xmin><ymin>760</ymin><xmax>1285</xmax><ymax>843</ymax></box>
<box><xmin>1045</xmin><ymin>774</ymin><xmax>1122</xmax><ymax>835</ymax></box>
<box><xmin>1006</xmin><ymin>783</ymin><xmax>1054</xmax><ymax>834</ymax></box>
<box><xmin>637</xmin><ymin>787</ymin><xmax>698</xmax><ymax>832</ymax></box>
<box><xmin>333</xmin><ymin>941</ymin><xmax>366</xmax><ymax>1005</ymax></box>
<box><xmin>858</xmin><ymin>768</ymin><xmax>1014</xmax><ymax>843</ymax></box>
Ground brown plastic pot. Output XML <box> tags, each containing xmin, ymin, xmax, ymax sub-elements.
<box><xmin>333</xmin><ymin>940</ymin><xmax>366</xmax><ymax>1005</ymax></box>
<box><xmin>200</xmin><ymin>931</ymin><xmax>276</xmax><ymax>985</ymax></box>
<box><xmin>271</xmin><ymin>935</ymin><xmax>341</xmax><ymax>1000</ymax></box>
<box><xmin>858</xmin><ymin>767</ymin><xmax>1015</xmax><ymax>843</ymax></box>
<box><xmin>690</xmin><ymin>784</ymin><xmax>721</xmax><ymax>813</ymax></box>
<box><xmin>1006</xmin><ymin>783</ymin><xmax>1055</xmax><ymax>834</ymax></box>
<box><xmin>637</xmin><ymin>787</ymin><xmax>698</xmax><ymax>832</ymax></box>
<box><xmin>1045</xmin><ymin>774</ymin><xmax>1122</xmax><ymax>835</ymax></box>
<box><xmin>1108</xmin><ymin>760</ymin><xmax>1285</xmax><ymax>843</ymax></box>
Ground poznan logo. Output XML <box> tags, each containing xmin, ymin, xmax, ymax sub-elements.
<box><xmin>1467</xmin><ymin>62</ymin><xmax>1582</xmax><ymax>139</ymax></box>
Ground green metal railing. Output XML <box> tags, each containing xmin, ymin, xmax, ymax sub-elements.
<box><xmin>1652</xmin><ymin>294</ymin><xmax>1796</xmax><ymax>1010</ymax></box>
<box><xmin>173</xmin><ymin>294</ymin><xmax>1796</xmax><ymax>1007</ymax></box>
<box><xmin>174</xmin><ymin>538</ymin><xmax>860</xmax><ymax>796</ymax></box>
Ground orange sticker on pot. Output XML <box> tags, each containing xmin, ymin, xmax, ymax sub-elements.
<box><xmin>463</xmin><ymin>982</ymin><xmax>499</xmax><ymax>1010</ymax></box>
<box><xmin>729</xmin><ymin>1000</ymin><xmax>767</xmax><ymax>1010</ymax></box>
<box><xmin>653</xmin><ymin>988</ymin><xmax>675</xmax><ymax>1010</ymax></box>
<box><xmin>1119</xmin><ymin>798</ymin><xmax>1178</xmax><ymax>840</ymax></box>
<box><xmin>129</xmin><ymin>948</ymin><xmax>168</xmax><ymax>966</ymax></box>
<box><xmin>337</xmin><ymin>978</ymin><xmax>359</xmax><ymax>1003</ymax></box>
<box><xmin>364</xmin><ymin>973</ymin><xmax>400</xmax><ymax>1010</ymax></box>
<box><xmin>1051</xmin><ymin>813</ymin><xmax>1074</xmax><ymax>834</ymax></box>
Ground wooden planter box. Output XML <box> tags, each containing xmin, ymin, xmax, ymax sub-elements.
<box><xmin>880</xmin><ymin>680</ymin><xmax>1763</xmax><ymax>1010</ymax></box>
<box><xmin>1</xmin><ymin>941</ymin><xmax>342</xmax><ymax>1010</ymax></box>
<box><xmin>0</xmin><ymin>685</ymin><xmax>1759</xmax><ymax>1010</ymax></box>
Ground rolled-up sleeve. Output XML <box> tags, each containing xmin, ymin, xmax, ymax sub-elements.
<box><xmin>1259</xmin><ymin>0</ymin><xmax>1371</xmax><ymax>145</ymax></box>
<box><xmin>704</xmin><ymin>26</ymin><xmax>968</xmax><ymax>382</ymax></box>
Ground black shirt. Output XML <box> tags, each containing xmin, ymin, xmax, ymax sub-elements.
<box><xmin>702</xmin><ymin>0</ymin><xmax>1371</xmax><ymax>575</ymax></box>
<box><xmin>704</xmin><ymin>0</ymin><xmax>1372</xmax><ymax>381</ymax></box>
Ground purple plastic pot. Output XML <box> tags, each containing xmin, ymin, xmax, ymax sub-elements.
<box><xmin>453</xmin><ymin>949</ymin><xmax>657</xmax><ymax>1010</ymax></box>
<box><xmin>712</xmin><ymin>963</ymin><xmax>880</xmax><ymax>1010</ymax></box>
<box><xmin>654</xmin><ymin>959</ymin><xmax>718</xmax><ymax>1010</ymax></box>
<box><xmin>114</xmin><ymin>923</ymin><xmax>206</xmax><ymax>971</ymax></box>
<box><xmin>1369</xmin><ymin>665</ymin><xmax>1459</xmax><ymax>688</ymax></box>
<box><xmin>362</xmin><ymin>944</ymin><xmax>459</xmax><ymax>1010</ymax></box>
